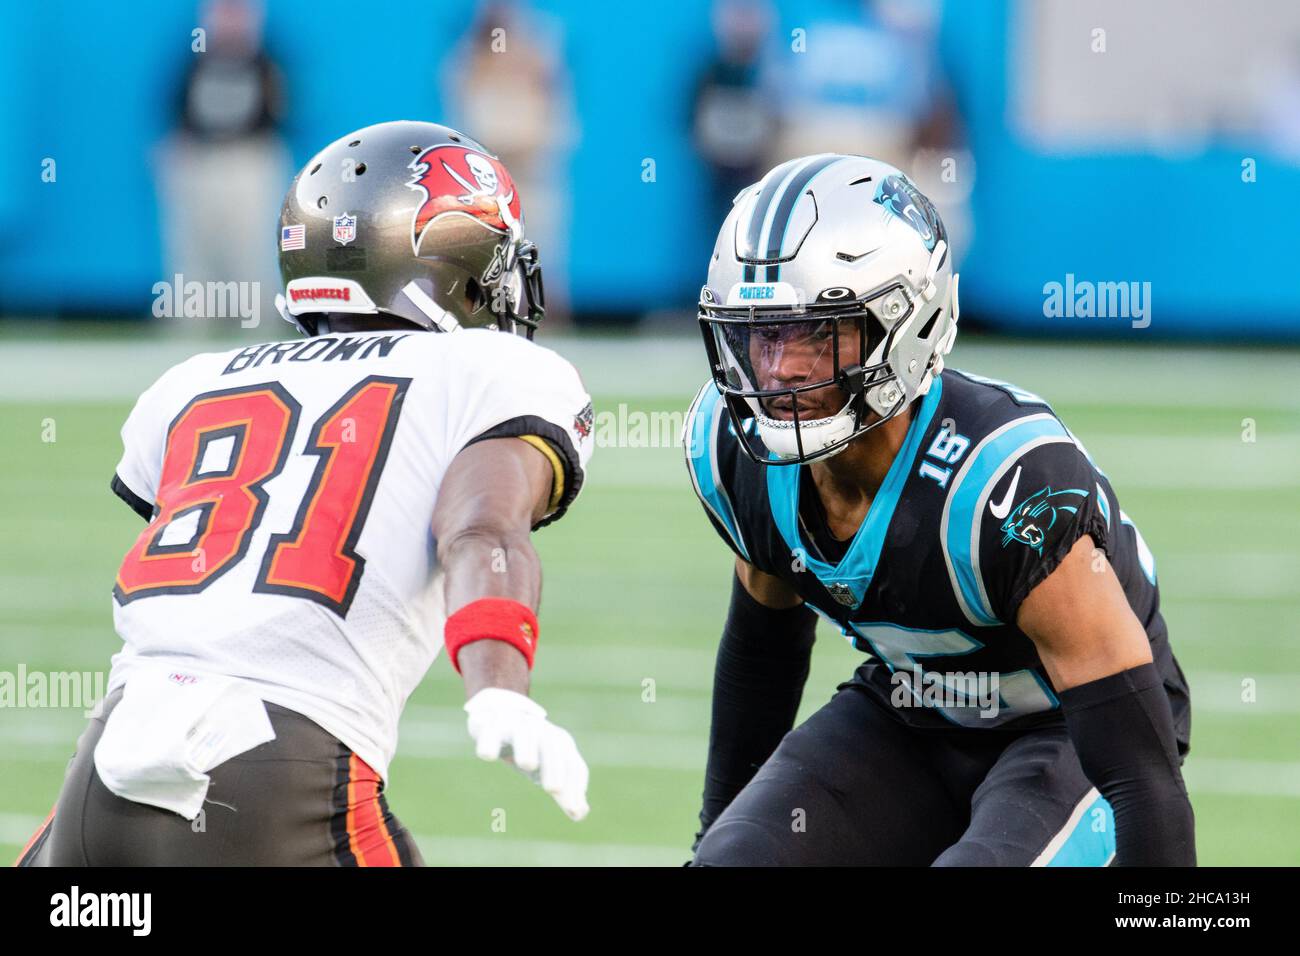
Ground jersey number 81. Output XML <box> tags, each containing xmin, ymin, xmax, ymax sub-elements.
<box><xmin>113</xmin><ymin>376</ymin><xmax>410</xmax><ymax>618</ymax></box>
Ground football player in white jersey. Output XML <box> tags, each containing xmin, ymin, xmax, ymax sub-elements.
<box><xmin>18</xmin><ymin>121</ymin><xmax>595</xmax><ymax>866</ymax></box>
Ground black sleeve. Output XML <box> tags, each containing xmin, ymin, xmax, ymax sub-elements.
<box><xmin>464</xmin><ymin>414</ymin><xmax>584</xmax><ymax>529</ymax></box>
<box><xmin>110</xmin><ymin>473</ymin><xmax>153</xmax><ymax>522</ymax></box>
<box><xmin>1059</xmin><ymin>662</ymin><xmax>1196</xmax><ymax>866</ymax></box>
<box><xmin>694</xmin><ymin>573</ymin><xmax>818</xmax><ymax>851</ymax></box>
<box><xmin>979</xmin><ymin>440</ymin><xmax>1110</xmax><ymax>622</ymax></box>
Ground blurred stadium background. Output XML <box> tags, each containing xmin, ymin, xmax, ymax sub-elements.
<box><xmin>2</xmin><ymin>0</ymin><xmax>1298</xmax><ymax>865</ymax></box>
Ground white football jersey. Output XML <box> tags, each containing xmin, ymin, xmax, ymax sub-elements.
<box><xmin>107</xmin><ymin>328</ymin><xmax>594</xmax><ymax>781</ymax></box>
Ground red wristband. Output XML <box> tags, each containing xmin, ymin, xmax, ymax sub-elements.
<box><xmin>443</xmin><ymin>598</ymin><xmax>539</xmax><ymax>674</ymax></box>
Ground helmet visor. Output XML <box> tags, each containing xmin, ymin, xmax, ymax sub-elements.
<box><xmin>705</xmin><ymin>283</ymin><xmax>910</xmax><ymax>401</ymax></box>
<box><xmin>709</xmin><ymin>315</ymin><xmax>868</xmax><ymax>422</ymax></box>
<box><xmin>698</xmin><ymin>283</ymin><xmax>913</xmax><ymax>463</ymax></box>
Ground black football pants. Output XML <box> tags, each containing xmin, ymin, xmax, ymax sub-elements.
<box><xmin>693</xmin><ymin>683</ymin><xmax>1118</xmax><ymax>866</ymax></box>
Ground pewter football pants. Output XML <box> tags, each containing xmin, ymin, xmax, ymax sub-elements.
<box><xmin>17</xmin><ymin>687</ymin><xmax>423</xmax><ymax>866</ymax></box>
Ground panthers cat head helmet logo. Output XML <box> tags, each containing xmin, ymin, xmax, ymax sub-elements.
<box><xmin>276</xmin><ymin>120</ymin><xmax>543</xmax><ymax>338</ymax></box>
<box><xmin>698</xmin><ymin>154</ymin><xmax>959</xmax><ymax>466</ymax></box>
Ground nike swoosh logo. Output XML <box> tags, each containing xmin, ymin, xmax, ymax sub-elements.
<box><xmin>835</xmin><ymin>245</ymin><xmax>883</xmax><ymax>263</ymax></box>
<box><xmin>989</xmin><ymin>465</ymin><xmax>1022</xmax><ymax>520</ymax></box>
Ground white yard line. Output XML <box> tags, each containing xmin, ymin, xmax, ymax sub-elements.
<box><xmin>576</xmin><ymin>431</ymin><xmax>1300</xmax><ymax>493</ymax></box>
<box><xmin>1183</xmin><ymin>759</ymin><xmax>1300</xmax><ymax>798</ymax></box>
<box><xmin>3</xmin><ymin>671</ymin><xmax>1298</xmax><ymax>775</ymax></box>
<box><xmin>1</xmin><ymin>336</ymin><xmax>1297</xmax><ymax>408</ymax></box>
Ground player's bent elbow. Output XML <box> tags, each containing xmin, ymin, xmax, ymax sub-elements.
<box><xmin>437</xmin><ymin>524</ymin><xmax>538</xmax><ymax>574</ymax></box>
<box><xmin>735</xmin><ymin>557</ymin><xmax>803</xmax><ymax>610</ymax></box>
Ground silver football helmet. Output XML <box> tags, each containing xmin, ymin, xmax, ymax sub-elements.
<box><xmin>698</xmin><ymin>153</ymin><xmax>959</xmax><ymax>465</ymax></box>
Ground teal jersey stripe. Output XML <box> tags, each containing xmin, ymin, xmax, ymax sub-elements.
<box><xmin>684</xmin><ymin>383</ymin><xmax>749</xmax><ymax>561</ymax></box>
<box><xmin>1120</xmin><ymin>511</ymin><xmax>1158</xmax><ymax>585</ymax></box>
<box><xmin>765</xmin><ymin>377</ymin><xmax>944</xmax><ymax>606</ymax></box>
<box><xmin>1044</xmin><ymin>791</ymin><xmax>1117</xmax><ymax>867</ymax></box>
<box><xmin>941</xmin><ymin>414</ymin><xmax>1075</xmax><ymax>627</ymax></box>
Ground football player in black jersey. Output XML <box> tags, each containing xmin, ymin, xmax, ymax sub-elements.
<box><xmin>684</xmin><ymin>154</ymin><xmax>1193</xmax><ymax>866</ymax></box>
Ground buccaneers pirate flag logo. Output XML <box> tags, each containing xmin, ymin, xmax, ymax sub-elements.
<box><xmin>407</xmin><ymin>145</ymin><xmax>523</xmax><ymax>255</ymax></box>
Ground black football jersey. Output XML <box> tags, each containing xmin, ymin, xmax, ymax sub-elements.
<box><xmin>684</xmin><ymin>368</ymin><xmax>1190</xmax><ymax>749</ymax></box>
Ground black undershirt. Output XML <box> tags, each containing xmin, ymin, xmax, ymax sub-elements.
<box><xmin>797</xmin><ymin>466</ymin><xmax>854</xmax><ymax>565</ymax></box>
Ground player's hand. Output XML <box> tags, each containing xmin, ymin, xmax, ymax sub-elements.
<box><xmin>463</xmin><ymin>687</ymin><xmax>590</xmax><ymax>821</ymax></box>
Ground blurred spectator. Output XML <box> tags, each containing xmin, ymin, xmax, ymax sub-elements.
<box><xmin>691</xmin><ymin>0</ymin><xmax>781</xmax><ymax>219</ymax></box>
<box><xmin>1256</xmin><ymin>43</ymin><xmax>1300</xmax><ymax>165</ymax></box>
<box><xmin>156</xmin><ymin>0</ymin><xmax>289</xmax><ymax>336</ymax></box>
<box><xmin>763</xmin><ymin>0</ymin><xmax>941</xmax><ymax>166</ymax></box>
<box><xmin>443</xmin><ymin>0</ymin><xmax>577</xmax><ymax>326</ymax></box>
<box><xmin>764</xmin><ymin>0</ymin><xmax>971</xmax><ymax>264</ymax></box>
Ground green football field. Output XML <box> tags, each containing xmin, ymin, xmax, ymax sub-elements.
<box><xmin>2</xmin><ymin>326</ymin><xmax>1297</xmax><ymax>866</ymax></box>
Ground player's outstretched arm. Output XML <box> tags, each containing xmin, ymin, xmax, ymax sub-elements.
<box><xmin>435</xmin><ymin>437</ymin><xmax>548</xmax><ymax>698</ymax></box>
<box><xmin>693</xmin><ymin>558</ymin><xmax>816</xmax><ymax>852</ymax></box>
<box><xmin>1017</xmin><ymin>534</ymin><xmax>1195</xmax><ymax>866</ymax></box>
<box><xmin>432</xmin><ymin>436</ymin><xmax>589</xmax><ymax>821</ymax></box>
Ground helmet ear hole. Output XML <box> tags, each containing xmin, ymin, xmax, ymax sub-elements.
<box><xmin>464</xmin><ymin>276</ymin><xmax>487</xmax><ymax>313</ymax></box>
<box><xmin>862</xmin><ymin>314</ymin><xmax>886</xmax><ymax>358</ymax></box>
<box><xmin>917</xmin><ymin>308</ymin><xmax>942</xmax><ymax>340</ymax></box>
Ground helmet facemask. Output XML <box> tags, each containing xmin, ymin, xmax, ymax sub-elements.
<box><xmin>487</xmin><ymin>238</ymin><xmax>545</xmax><ymax>339</ymax></box>
<box><xmin>699</xmin><ymin>281</ymin><xmax>921</xmax><ymax>465</ymax></box>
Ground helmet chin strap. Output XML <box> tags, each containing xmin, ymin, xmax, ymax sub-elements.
<box><xmin>756</xmin><ymin>395</ymin><xmax>859</xmax><ymax>461</ymax></box>
<box><xmin>401</xmin><ymin>280</ymin><xmax>461</xmax><ymax>332</ymax></box>
<box><xmin>275</xmin><ymin>293</ymin><xmax>309</xmax><ymax>336</ymax></box>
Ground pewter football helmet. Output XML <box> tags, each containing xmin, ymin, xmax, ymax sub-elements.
<box><xmin>276</xmin><ymin>120</ymin><xmax>544</xmax><ymax>338</ymax></box>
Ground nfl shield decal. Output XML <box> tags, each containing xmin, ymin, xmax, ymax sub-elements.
<box><xmin>332</xmin><ymin>213</ymin><xmax>357</xmax><ymax>245</ymax></box>
<box><xmin>826</xmin><ymin>582</ymin><xmax>858</xmax><ymax>607</ymax></box>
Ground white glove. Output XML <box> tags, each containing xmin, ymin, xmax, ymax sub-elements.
<box><xmin>463</xmin><ymin>687</ymin><xmax>590</xmax><ymax>821</ymax></box>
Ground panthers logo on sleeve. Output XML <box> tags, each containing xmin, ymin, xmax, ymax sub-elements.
<box><xmin>999</xmin><ymin>486</ymin><xmax>1091</xmax><ymax>556</ymax></box>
